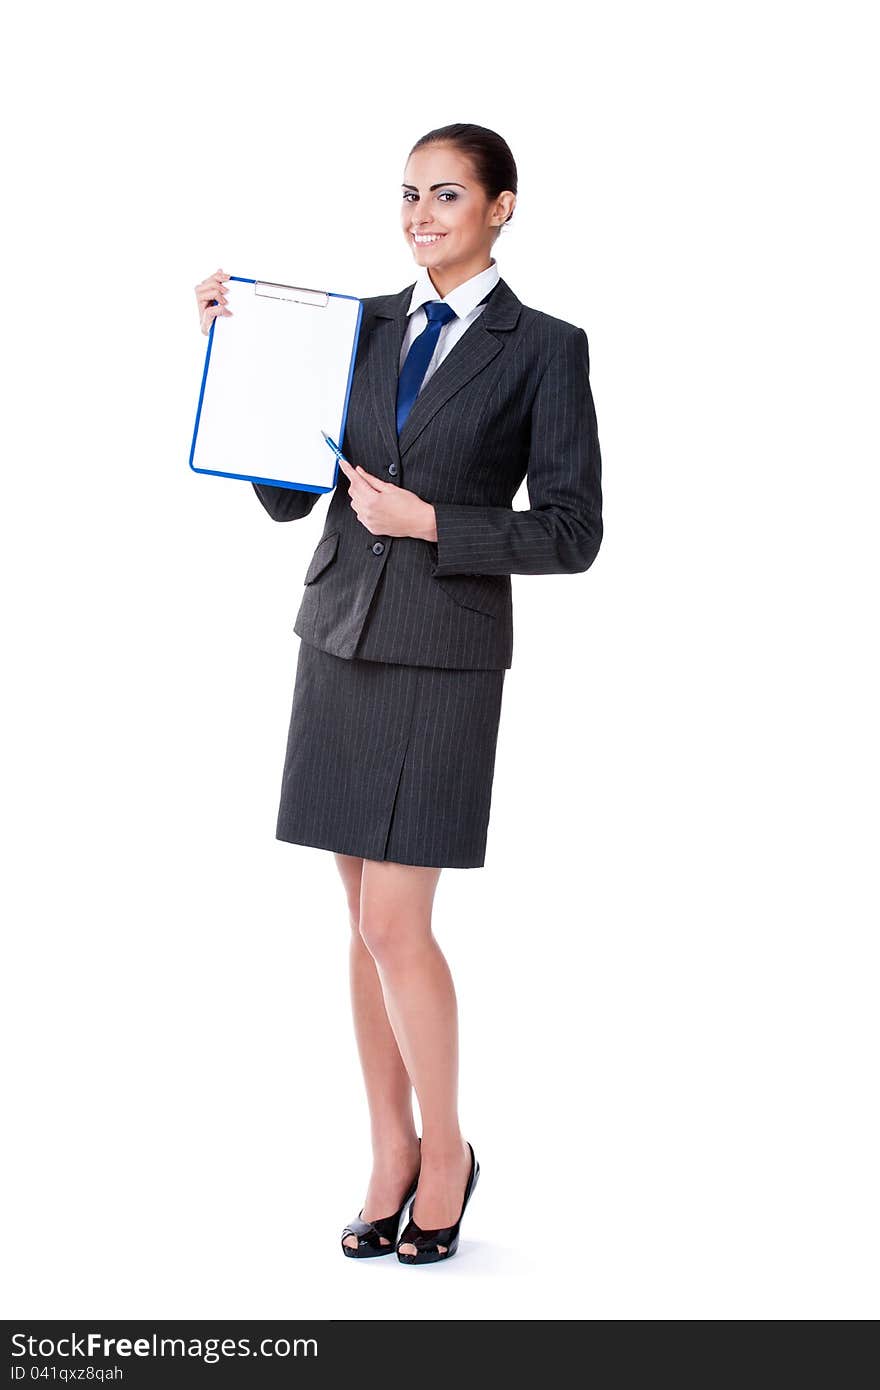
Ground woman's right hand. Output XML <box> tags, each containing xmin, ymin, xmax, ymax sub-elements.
<box><xmin>195</xmin><ymin>268</ymin><xmax>233</xmax><ymax>335</ymax></box>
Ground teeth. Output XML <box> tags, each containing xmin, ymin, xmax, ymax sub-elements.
<box><xmin>413</xmin><ymin>234</ymin><xmax>445</xmax><ymax>244</ymax></box>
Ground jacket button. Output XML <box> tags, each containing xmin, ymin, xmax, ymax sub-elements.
<box><xmin>388</xmin><ymin>463</ymin><xmax>398</xmax><ymax>476</ymax></box>
<box><xmin>371</xmin><ymin>541</ymin><xmax>385</xmax><ymax>555</ymax></box>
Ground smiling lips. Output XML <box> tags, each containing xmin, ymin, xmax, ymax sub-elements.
<box><xmin>412</xmin><ymin>233</ymin><xmax>446</xmax><ymax>245</ymax></box>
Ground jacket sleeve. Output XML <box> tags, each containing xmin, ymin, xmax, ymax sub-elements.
<box><xmin>429</xmin><ymin>327</ymin><xmax>603</xmax><ymax>577</ymax></box>
<box><xmin>251</xmin><ymin>481</ymin><xmax>323</xmax><ymax>522</ymax></box>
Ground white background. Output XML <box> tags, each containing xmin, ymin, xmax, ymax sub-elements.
<box><xmin>2</xmin><ymin>0</ymin><xmax>877</xmax><ymax>1321</ymax></box>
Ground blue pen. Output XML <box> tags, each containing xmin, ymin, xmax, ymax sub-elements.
<box><xmin>321</xmin><ymin>429</ymin><xmax>350</xmax><ymax>467</ymax></box>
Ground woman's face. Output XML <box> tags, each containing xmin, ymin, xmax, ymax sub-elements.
<box><xmin>400</xmin><ymin>144</ymin><xmax>513</xmax><ymax>283</ymax></box>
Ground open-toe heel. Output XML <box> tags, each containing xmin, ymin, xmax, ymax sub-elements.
<box><xmin>341</xmin><ymin>1143</ymin><xmax>421</xmax><ymax>1259</ymax></box>
<box><xmin>396</xmin><ymin>1141</ymin><xmax>479</xmax><ymax>1265</ymax></box>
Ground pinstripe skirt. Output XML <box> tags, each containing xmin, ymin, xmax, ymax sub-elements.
<box><xmin>274</xmin><ymin>638</ymin><xmax>507</xmax><ymax>869</ymax></box>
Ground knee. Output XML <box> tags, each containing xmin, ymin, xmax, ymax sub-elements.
<box><xmin>358</xmin><ymin>911</ymin><xmax>425</xmax><ymax>968</ymax></box>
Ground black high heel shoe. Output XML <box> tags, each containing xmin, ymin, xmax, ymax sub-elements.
<box><xmin>396</xmin><ymin>1141</ymin><xmax>479</xmax><ymax>1265</ymax></box>
<box><xmin>341</xmin><ymin>1143</ymin><xmax>421</xmax><ymax>1259</ymax></box>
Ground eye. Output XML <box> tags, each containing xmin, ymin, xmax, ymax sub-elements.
<box><xmin>402</xmin><ymin>190</ymin><xmax>458</xmax><ymax>203</ymax></box>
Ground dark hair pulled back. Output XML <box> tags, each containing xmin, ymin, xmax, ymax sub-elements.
<box><xmin>408</xmin><ymin>123</ymin><xmax>517</xmax><ymax>226</ymax></box>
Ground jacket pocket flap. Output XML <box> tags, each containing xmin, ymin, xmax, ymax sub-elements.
<box><xmin>433</xmin><ymin>573</ymin><xmax>501</xmax><ymax>618</ymax></box>
<box><xmin>303</xmin><ymin>530</ymin><xmax>340</xmax><ymax>584</ymax></box>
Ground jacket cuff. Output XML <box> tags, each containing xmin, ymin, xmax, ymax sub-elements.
<box><xmin>252</xmin><ymin>480</ymin><xmax>320</xmax><ymax>523</ymax></box>
<box><xmin>429</xmin><ymin>501</ymin><xmax>496</xmax><ymax>577</ymax></box>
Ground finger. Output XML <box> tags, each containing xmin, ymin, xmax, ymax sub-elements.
<box><xmin>354</xmin><ymin>465</ymin><xmax>385</xmax><ymax>492</ymax></box>
<box><xmin>196</xmin><ymin>286</ymin><xmax>230</xmax><ymax>309</ymax></box>
<box><xmin>202</xmin><ymin>276</ymin><xmax>230</xmax><ymax>296</ymax></box>
<box><xmin>202</xmin><ymin>304</ymin><xmax>231</xmax><ymax>330</ymax></box>
<box><xmin>196</xmin><ymin>273</ymin><xmax>228</xmax><ymax>292</ymax></box>
<box><xmin>196</xmin><ymin>274</ymin><xmax>231</xmax><ymax>302</ymax></box>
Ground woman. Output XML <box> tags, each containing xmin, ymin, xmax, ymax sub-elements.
<box><xmin>194</xmin><ymin>123</ymin><xmax>603</xmax><ymax>1265</ymax></box>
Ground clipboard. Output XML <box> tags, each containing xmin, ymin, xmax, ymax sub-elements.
<box><xmin>189</xmin><ymin>274</ymin><xmax>363</xmax><ymax>494</ymax></box>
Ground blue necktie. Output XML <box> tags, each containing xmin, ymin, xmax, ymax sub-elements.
<box><xmin>396</xmin><ymin>300</ymin><xmax>458</xmax><ymax>435</ymax></box>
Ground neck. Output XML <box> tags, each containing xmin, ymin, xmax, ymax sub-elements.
<box><xmin>427</xmin><ymin>255</ymin><xmax>494</xmax><ymax>300</ymax></box>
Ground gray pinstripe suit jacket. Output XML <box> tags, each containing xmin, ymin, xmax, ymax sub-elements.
<box><xmin>252</xmin><ymin>276</ymin><xmax>602</xmax><ymax>670</ymax></box>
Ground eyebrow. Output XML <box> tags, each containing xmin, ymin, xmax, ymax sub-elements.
<box><xmin>401</xmin><ymin>182</ymin><xmax>467</xmax><ymax>191</ymax></box>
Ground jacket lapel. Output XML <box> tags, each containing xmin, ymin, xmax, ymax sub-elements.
<box><xmin>368</xmin><ymin>277</ymin><xmax>522</xmax><ymax>464</ymax></box>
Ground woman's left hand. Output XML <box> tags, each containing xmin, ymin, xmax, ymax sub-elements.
<box><xmin>336</xmin><ymin>456</ymin><xmax>437</xmax><ymax>542</ymax></box>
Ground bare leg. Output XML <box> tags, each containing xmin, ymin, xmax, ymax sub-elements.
<box><xmin>334</xmin><ymin>853</ymin><xmax>421</xmax><ymax>1248</ymax></box>
<box><xmin>358</xmin><ymin>860</ymin><xmax>472</xmax><ymax>1256</ymax></box>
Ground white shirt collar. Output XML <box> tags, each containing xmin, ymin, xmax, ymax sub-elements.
<box><xmin>406</xmin><ymin>258</ymin><xmax>500</xmax><ymax>319</ymax></box>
